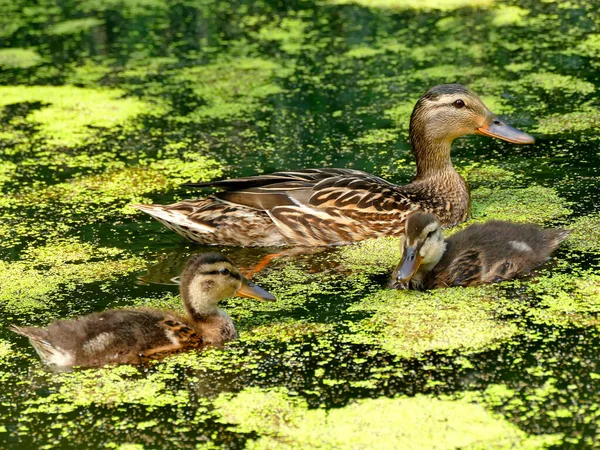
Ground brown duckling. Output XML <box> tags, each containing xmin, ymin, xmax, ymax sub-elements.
<box><xmin>390</xmin><ymin>212</ymin><xmax>569</xmax><ymax>290</ymax></box>
<box><xmin>9</xmin><ymin>253</ymin><xmax>275</xmax><ymax>368</ymax></box>
<box><xmin>134</xmin><ymin>84</ymin><xmax>535</xmax><ymax>247</ymax></box>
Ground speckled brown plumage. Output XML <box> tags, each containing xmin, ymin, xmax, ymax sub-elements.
<box><xmin>134</xmin><ymin>84</ymin><xmax>534</xmax><ymax>247</ymax></box>
<box><xmin>391</xmin><ymin>212</ymin><xmax>569</xmax><ymax>290</ymax></box>
<box><xmin>10</xmin><ymin>309</ymin><xmax>204</xmax><ymax>366</ymax></box>
<box><xmin>9</xmin><ymin>253</ymin><xmax>275</xmax><ymax>368</ymax></box>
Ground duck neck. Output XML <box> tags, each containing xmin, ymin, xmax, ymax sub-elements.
<box><xmin>409</xmin><ymin>117</ymin><xmax>456</xmax><ymax>179</ymax></box>
<box><xmin>411</xmin><ymin>135</ymin><xmax>455</xmax><ymax>179</ymax></box>
<box><xmin>181</xmin><ymin>286</ymin><xmax>219</xmax><ymax>322</ymax></box>
<box><xmin>408</xmin><ymin>241</ymin><xmax>446</xmax><ymax>290</ymax></box>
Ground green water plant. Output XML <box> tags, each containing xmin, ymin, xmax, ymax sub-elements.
<box><xmin>0</xmin><ymin>86</ymin><xmax>165</xmax><ymax>147</ymax></box>
<box><xmin>0</xmin><ymin>239</ymin><xmax>145</xmax><ymax>316</ymax></box>
<box><xmin>344</xmin><ymin>287</ymin><xmax>518</xmax><ymax>358</ymax></box>
<box><xmin>0</xmin><ymin>48</ymin><xmax>43</xmax><ymax>69</ymax></box>
<box><xmin>213</xmin><ymin>387</ymin><xmax>558</xmax><ymax>448</ymax></box>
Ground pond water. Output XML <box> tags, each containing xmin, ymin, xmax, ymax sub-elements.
<box><xmin>1</xmin><ymin>0</ymin><xmax>600</xmax><ymax>448</ymax></box>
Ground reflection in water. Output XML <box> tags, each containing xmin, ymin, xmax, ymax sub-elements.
<box><xmin>137</xmin><ymin>245</ymin><xmax>336</xmax><ymax>284</ymax></box>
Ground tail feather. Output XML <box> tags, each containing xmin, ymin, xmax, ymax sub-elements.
<box><xmin>9</xmin><ymin>325</ymin><xmax>74</xmax><ymax>367</ymax></box>
<box><xmin>546</xmin><ymin>228</ymin><xmax>571</xmax><ymax>250</ymax></box>
<box><xmin>132</xmin><ymin>203</ymin><xmax>216</xmax><ymax>236</ymax></box>
<box><xmin>132</xmin><ymin>200</ymin><xmax>287</xmax><ymax>246</ymax></box>
<box><xmin>9</xmin><ymin>324</ymin><xmax>42</xmax><ymax>339</ymax></box>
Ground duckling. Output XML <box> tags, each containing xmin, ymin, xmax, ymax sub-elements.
<box><xmin>9</xmin><ymin>253</ymin><xmax>275</xmax><ymax>368</ymax></box>
<box><xmin>390</xmin><ymin>212</ymin><xmax>569</xmax><ymax>290</ymax></box>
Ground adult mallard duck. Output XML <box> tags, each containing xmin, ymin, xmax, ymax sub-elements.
<box><xmin>135</xmin><ymin>84</ymin><xmax>534</xmax><ymax>246</ymax></box>
<box><xmin>390</xmin><ymin>211</ymin><xmax>569</xmax><ymax>290</ymax></box>
<box><xmin>10</xmin><ymin>253</ymin><xmax>275</xmax><ymax>368</ymax></box>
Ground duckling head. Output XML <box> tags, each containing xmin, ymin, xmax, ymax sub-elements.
<box><xmin>180</xmin><ymin>252</ymin><xmax>275</xmax><ymax>318</ymax></box>
<box><xmin>410</xmin><ymin>84</ymin><xmax>534</xmax><ymax>156</ymax></box>
<box><xmin>393</xmin><ymin>211</ymin><xmax>446</xmax><ymax>286</ymax></box>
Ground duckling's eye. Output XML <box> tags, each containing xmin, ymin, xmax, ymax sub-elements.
<box><xmin>219</xmin><ymin>268</ymin><xmax>230</xmax><ymax>276</ymax></box>
<box><xmin>453</xmin><ymin>99</ymin><xmax>465</xmax><ymax>108</ymax></box>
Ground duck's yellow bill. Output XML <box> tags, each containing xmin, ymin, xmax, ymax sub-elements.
<box><xmin>236</xmin><ymin>278</ymin><xmax>276</xmax><ymax>302</ymax></box>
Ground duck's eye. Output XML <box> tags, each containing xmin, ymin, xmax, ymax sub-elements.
<box><xmin>453</xmin><ymin>99</ymin><xmax>465</xmax><ymax>108</ymax></box>
<box><xmin>219</xmin><ymin>268</ymin><xmax>230</xmax><ymax>276</ymax></box>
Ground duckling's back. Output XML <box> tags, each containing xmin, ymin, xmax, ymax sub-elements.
<box><xmin>431</xmin><ymin>221</ymin><xmax>569</xmax><ymax>287</ymax></box>
<box><xmin>10</xmin><ymin>309</ymin><xmax>202</xmax><ymax>368</ymax></box>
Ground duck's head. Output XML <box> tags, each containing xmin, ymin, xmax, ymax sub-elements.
<box><xmin>180</xmin><ymin>253</ymin><xmax>275</xmax><ymax>317</ymax></box>
<box><xmin>410</xmin><ymin>84</ymin><xmax>535</xmax><ymax>148</ymax></box>
<box><xmin>393</xmin><ymin>211</ymin><xmax>446</xmax><ymax>284</ymax></box>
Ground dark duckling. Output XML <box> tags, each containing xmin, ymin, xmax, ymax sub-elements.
<box><xmin>10</xmin><ymin>252</ymin><xmax>275</xmax><ymax>368</ymax></box>
<box><xmin>390</xmin><ymin>212</ymin><xmax>569</xmax><ymax>290</ymax></box>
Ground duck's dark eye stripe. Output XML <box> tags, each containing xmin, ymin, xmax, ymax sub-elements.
<box><xmin>198</xmin><ymin>270</ymin><xmax>221</xmax><ymax>275</ymax></box>
<box><xmin>198</xmin><ymin>269</ymin><xmax>242</xmax><ymax>280</ymax></box>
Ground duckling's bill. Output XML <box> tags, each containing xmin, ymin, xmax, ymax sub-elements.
<box><xmin>476</xmin><ymin>117</ymin><xmax>535</xmax><ymax>144</ymax></box>
<box><xmin>394</xmin><ymin>246</ymin><xmax>422</xmax><ymax>282</ymax></box>
<box><xmin>235</xmin><ymin>278</ymin><xmax>276</xmax><ymax>302</ymax></box>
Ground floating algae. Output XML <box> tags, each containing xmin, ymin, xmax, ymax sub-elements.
<box><xmin>1</xmin><ymin>0</ymin><xmax>600</xmax><ymax>447</ymax></box>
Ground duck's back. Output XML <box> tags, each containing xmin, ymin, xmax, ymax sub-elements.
<box><xmin>10</xmin><ymin>308</ymin><xmax>203</xmax><ymax>367</ymax></box>
<box><xmin>429</xmin><ymin>221</ymin><xmax>568</xmax><ymax>288</ymax></box>
<box><xmin>136</xmin><ymin>168</ymin><xmax>470</xmax><ymax>246</ymax></box>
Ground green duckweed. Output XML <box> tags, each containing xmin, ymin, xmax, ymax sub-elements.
<box><xmin>344</xmin><ymin>287</ymin><xmax>518</xmax><ymax>358</ymax></box>
<box><xmin>214</xmin><ymin>387</ymin><xmax>559</xmax><ymax>449</ymax></box>
<box><xmin>0</xmin><ymin>86</ymin><xmax>165</xmax><ymax>147</ymax></box>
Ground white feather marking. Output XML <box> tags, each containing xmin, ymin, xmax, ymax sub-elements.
<box><xmin>29</xmin><ymin>340</ymin><xmax>75</xmax><ymax>367</ymax></box>
<box><xmin>164</xmin><ymin>328</ymin><xmax>181</xmax><ymax>345</ymax></box>
<box><xmin>509</xmin><ymin>241</ymin><xmax>532</xmax><ymax>252</ymax></box>
<box><xmin>288</xmin><ymin>195</ymin><xmax>307</xmax><ymax>208</ymax></box>
<box><xmin>83</xmin><ymin>332</ymin><xmax>114</xmax><ymax>354</ymax></box>
<box><xmin>134</xmin><ymin>204</ymin><xmax>215</xmax><ymax>233</ymax></box>
<box><xmin>47</xmin><ymin>351</ymin><xmax>76</xmax><ymax>367</ymax></box>
<box><xmin>421</xmin><ymin>222</ymin><xmax>439</xmax><ymax>237</ymax></box>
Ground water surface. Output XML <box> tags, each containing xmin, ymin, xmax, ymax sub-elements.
<box><xmin>1</xmin><ymin>0</ymin><xmax>600</xmax><ymax>448</ymax></box>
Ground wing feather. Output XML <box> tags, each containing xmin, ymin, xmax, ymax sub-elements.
<box><xmin>138</xmin><ymin>166</ymin><xmax>469</xmax><ymax>246</ymax></box>
<box><xmin>202</xmin><ymin>169</ymin><xmax>416</xmax><ymax>221</ymax></box>
<box><xmin>184</xmin><ymin>168</ymin><xmax>365</xmax><ymax>189</ymax></box>
<box><xmin>434</xmin><ymin>250</ymin><xmax>484</xmax><ymax>288</ymax></box>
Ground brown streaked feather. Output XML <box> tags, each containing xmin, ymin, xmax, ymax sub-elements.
<box><xmin>308</xmin><ymin>173</ymin><xmax>412</xmax><ymax>212</ymax></box>
<box><xmin>216</xmin><ymin>188</ymin><xmax>309</xmax><ymax>211</ymax></box>
<box><xmin>134</xmin><ymin>167</ymin><xmax>465</xmax><ymax>247</ymax></box>
<box><xmin>137</xmin><ymin>199</ymin><xmax>287</xmax><ymax>246</ymax></box>
<box><xmin>127</xmin><ymin>319</ymin><xmax>205</xmax><ymax>362</ymax></box>
<box><xmin>184</xmin><ymin>168</ymin><xmax>363</xmax><ymax>189</ymax></box>
<box><xmin>268</xmin><ymin>206</ymin><xmax>409</xmax><ymax>245</ymax></box>
<box><xmin>159</xmin><ymin>318</ymin><xmax>203</xmax><ymax>345</ymax></box>
<box><xmin>436</xmin><ymin>250</ymin><xmax>483</xmax><ymax>287</ymax></box>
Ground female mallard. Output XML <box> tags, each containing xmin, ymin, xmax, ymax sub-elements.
<box><xmin>9</xmin><ymin>253</ymin><xmax>275</xmax><ymax>368</ymax></box>
<box><xmin>135</xmin><ymin>84</ymin><xmax>534</xmax><ymax>246</ymax></box>
<box><xmin>390</xmin><ymin>211</ymin><xmax>569</xmax><ymax>290</ymax></box>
